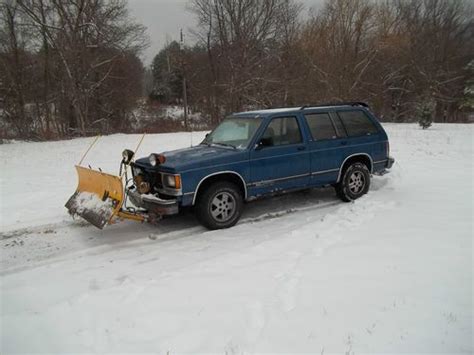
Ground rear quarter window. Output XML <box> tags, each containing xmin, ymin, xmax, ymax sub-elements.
<box><xmin>338</xmin><ymin>110</ymin><xmax>378</xmax><ymax>137</ymax></box>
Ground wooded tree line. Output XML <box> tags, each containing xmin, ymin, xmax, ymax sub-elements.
<box><xmin>1</xmin><ymin>0</ymin><xmax>473</xmax><ymax>140</ymax></box>
<box><xmin>0</xmin><ymin>0</ymin><xmax>147</xmax><ymax>139</ymax></box>
<box><xmin>153</xmin><ymin>0</ymin><xmax>473</xmax><ymax>125</ymax></box>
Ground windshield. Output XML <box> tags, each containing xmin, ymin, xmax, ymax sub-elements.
<box><xmin>202</xmin><ymin>117</ymin><xmax>262</xmax><ymax>149</ymax></box>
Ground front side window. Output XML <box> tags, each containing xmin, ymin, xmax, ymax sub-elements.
<box><xmin>304</xmin><ymin>113</ymin><xmax>337</xmax><ymax>140</ymax></box>
<box><xmin>262</xmin><ymin>116</ymin><xmax>302</xmax><ymax>146</ymax></box>
<box><xmin>337</xmin><ymin>110</ymin><xmax>378</xmax><ymax>137</ymax></box>
<box><xmin>203</xmin><ymin>117</ymin><xmax>262</xmax><ymax>149</ymax></box>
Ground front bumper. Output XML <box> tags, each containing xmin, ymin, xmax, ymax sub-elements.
<box><xmin>127</xmin><ymin>188</ymin><xmax>179</xmax><ymax>216</ymax></box>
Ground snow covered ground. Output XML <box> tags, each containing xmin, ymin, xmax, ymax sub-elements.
<box><xmin>1</xmin><ymin>124</ymin><xmax>472</xmax><ymax>353</ymax></box>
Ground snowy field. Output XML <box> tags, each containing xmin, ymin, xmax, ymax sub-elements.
<box><xmin>1</xmin><ymin>124</ymin><xmax>472</xmax><ymax>353</ymax></box>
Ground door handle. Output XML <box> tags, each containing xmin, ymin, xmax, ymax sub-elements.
<box><xmin>340</xmin><ymin>141</ymin><xmax>348</xmax><ymax>146</ymax></box>
<box><xmin>297</xmin><ymin>146</ymin><xmax>306</xmax><ymax>151</ymax></box>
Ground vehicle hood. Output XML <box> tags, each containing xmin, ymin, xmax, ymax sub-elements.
<box><xmin>134</xmin><ymin>145</ymin><xmax>247</xmax><ymax>173</ymax></box>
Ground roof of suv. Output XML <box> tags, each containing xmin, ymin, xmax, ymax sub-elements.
<box><xmin>233</xmin><ymin>102</ymin><xmax>370</xmax><ymax>117</ymax></box>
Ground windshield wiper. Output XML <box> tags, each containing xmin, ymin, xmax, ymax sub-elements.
<box><xmin>211</xmin><ymin>142</ymin><xmax>237</xmax><ymax>149</ymax></box>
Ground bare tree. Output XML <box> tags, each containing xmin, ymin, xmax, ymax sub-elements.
<box><xmin>184</xmin><ymin>0</ymin><xmax>472</xmax><ymax>123</ymax></box>
<box><xmin>189</xmin><ymin>0</ymin><xmax>301</xmax><ymax>118</ymax></box>
<box><xmin>2</xmin><ymin>0</ymin><xmax>472</xmax><ymax>139</ymax></box>
<box><xmin>0</xmin><ymin>0</ymin><xmax>148</xmax><ymax>138</ymax></box>
<box><xmin>0</xmin><ymin>0</ymin><xmax>31</xmax><ymax>137</ymax></box>
<box><xmin>300</xmin><ymin>0</ymin><xmax>378</xmax><ymax>102</ymax></box>
<box><xmin>393</xmin><ymin>0</ymin><xmax>473</xmax><ymax>121</ymax></box>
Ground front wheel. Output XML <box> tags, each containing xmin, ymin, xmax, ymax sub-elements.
<box><xmin>335</xmin><ymin>162</ymin><xmax>370</xmax><ymax>202</ymax></box>
<box><xmin>195</xmin><ymin>181</ymin><xmax>243</xmax><ymax>230</ymax></box>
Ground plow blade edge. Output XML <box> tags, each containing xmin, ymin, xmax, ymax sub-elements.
<box><xmin>65</xmin><ymin>165</ymin><xmax>124</xmax><ymax>229</ymax></box>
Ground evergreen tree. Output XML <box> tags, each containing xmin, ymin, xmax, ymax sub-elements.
<box><xmin>150</xmin><ymin>41</ymin><xmax>182</xmax><ymax>103</ymax></box>
<box><xmin>417</xmin><ymin>98</ymin><xmax>435</xmax><ymax>129</ymax></box>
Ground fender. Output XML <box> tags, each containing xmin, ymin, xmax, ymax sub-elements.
<box><xmin>192</xmin><ymin>171</ymin><xmax>248</xmax><ymax>205</ymax></box>
<box><xmin>337</xmin><ymin>153</ymin><xmax>374</xmax><ymax>182</ymax></box>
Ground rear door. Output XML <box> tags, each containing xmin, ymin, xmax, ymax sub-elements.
<box><xmin>336</xmin><ymin>109</ymin><xmax>382</xmax><ymax>171</ymax></box>
<box><xmin>249</xmin><ymin>115</ymin><xmax>310</xmax><ymax>195</ymax></box>
<box><xmin>303</xmin><ymin>111</ymin><xmax>347</xmax><ymax>185</ymax></box>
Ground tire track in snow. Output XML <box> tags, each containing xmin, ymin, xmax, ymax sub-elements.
<box><xmin>0</xmin><ymin>199</ymin><xmax>340</xmax><ymax>275</ymax></box>
<box><xmin>1</xmin><ymin>176</ymin><xmax>391</xmax><ymax>275</ymax></box>
<box><xmin>0</xmin><ymin>219</ymin><xmax>89</xmax><ymax>240</ymax></box>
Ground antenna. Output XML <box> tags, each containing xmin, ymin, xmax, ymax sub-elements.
<box><xmin>179</xmin><ymin>28</ymin><xmax>191</xmax><ymax>146</ymax></box>
<box><xmin>180</xmin><ymin>28</ymin><xmax>188</xmax><ymax>133</ymax></box>
<box><xmin>180</xmin><ymin>28</ymin><xmax>192</xmax><ymax>147</ymax></box>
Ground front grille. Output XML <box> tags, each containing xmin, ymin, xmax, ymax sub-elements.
<box><xmin>154</xmin><ymin>172</ymin><xmax>163</xmax><ymax>190</ymax></box>
<box><xmin>131</xmin><ymin>164</ymin><xmax>163</xmax><ymax>192</ymax></box>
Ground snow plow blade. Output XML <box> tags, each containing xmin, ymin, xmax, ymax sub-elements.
<box><xmin>65</xmin><ymin>165</ymin><xmax>124</xmax><ymax>229</ymax></box>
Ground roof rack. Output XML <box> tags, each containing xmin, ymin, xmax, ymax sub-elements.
<box><xmin>299</xmin><ymin>102</ymin><xmax>369</xmax><ymax>110</ymax></box>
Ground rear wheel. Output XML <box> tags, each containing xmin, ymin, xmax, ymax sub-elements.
<box><xmin>335</xmin><ymin>162</ymin><xmax>370</xmax><ymax>202</ymax></box>
<box><xmin>195</xmin><ymin>181</ymin><xmax>243</xmax><ymax>230</ymax></box>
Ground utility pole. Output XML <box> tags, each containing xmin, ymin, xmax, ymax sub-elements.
<box><xmin>180</xmin><ymin>29</ymin><xmax>188</xmax><ymax>131</ymax></box>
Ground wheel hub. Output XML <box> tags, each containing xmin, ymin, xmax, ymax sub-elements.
<box><xmin>210</xmin><ymin>192</ymin><xmax>236</xmax><ymax>222</ymax></box>
<box><xmin>348</xmin><ymin>171</ymin><xmax>365</xmax><ymax>194</ymax></box>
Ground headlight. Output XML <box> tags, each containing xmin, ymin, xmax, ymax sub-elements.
<box><xmin>163</xmin><ymin>174</ymin><xmax>181</xmax><ymax>189</ymax></box>
<box><xmin>164</xmin><ymin>174</ymin><xmax>175</xmax><ymax>187</ymax></box>
<box><xmin>149</xmin><ymin>153</ymin><xmax>166</xmax><ymax>167</ymax></box>
<box><xmin>149</xmin><ymin>153</ymin><xmax>157</xmax><ymax>166</ymax></box>
<box><xmin>122</xmin><ymin>149</ymin><xmax>134</xmax><ymax>164</ymax></box>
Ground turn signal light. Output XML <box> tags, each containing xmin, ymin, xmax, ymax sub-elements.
<box><xmin>149</xmin><ymin>153</ymin><xmax>166</xmax><ymax>166</ymax></box>
<box><xmin>174</xmin><ymin>175</ymin><xmax>181</xmax><ymax>189</ymax></box>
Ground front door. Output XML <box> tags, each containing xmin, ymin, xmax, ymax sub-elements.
<box><xmin>249</xmin><ymin>115</ymin><xmax>310</xmax><ymax>196</ymax></box>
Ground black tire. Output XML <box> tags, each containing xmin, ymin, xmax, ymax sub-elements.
<box><xmin>195</xmin><ymin>181</ymin><xmax>243</xmax><ymax>230</ymax></box>
<box><xmin>335</xmin><ymin>162</ymin><xmax>370</xmax><ymax>202</ymax></box>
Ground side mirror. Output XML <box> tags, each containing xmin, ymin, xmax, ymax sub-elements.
<box><xmin>202</xmin><ymin>133</ymin><xmax>211</xmax><ymax>145</ymax></box>
<box><xmin>255</xmin><ymin>137</ymin><xmax>273</xmax><ymax>150</ymax></box>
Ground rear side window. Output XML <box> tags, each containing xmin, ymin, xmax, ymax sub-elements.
<box><xmin>304</xmin><ymin>113</ymin><xmax>337</xmax><ymax>140</ymax></box>
<box><xmin>338</xmin><ymin>110</ymin><xmax>378</xmax><ymax>137</ymax></box>
<box><xmin>263</xmin><ymin>116</ymin><xmax>302</xmax><ymax>146</ymax></box>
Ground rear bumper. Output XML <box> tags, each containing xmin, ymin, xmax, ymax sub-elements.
<box><xmin>127</xmin><ymin>188</ymin><xmax>179</xmax><ymax>216</ymax></box>
<box><xmin>386</xmin><ymin>156</ymin><xmax>395</xmax><ymax>169</ymax></box>
<box><xmin>373</xmin><ymin>156</ymin><xmax>395</xmax><ymax>176</ymax></box>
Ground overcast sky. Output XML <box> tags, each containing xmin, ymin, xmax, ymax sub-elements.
<box><xmin>128</xmin><ymin>0</ymin><xmax>323</xmax><ymax>66</ymax></box>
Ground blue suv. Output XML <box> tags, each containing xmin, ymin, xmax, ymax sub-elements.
<box><xmin>128</xmin><ymin>102</ymin><xmax>394</xmax><ymax>229</ymax></box>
